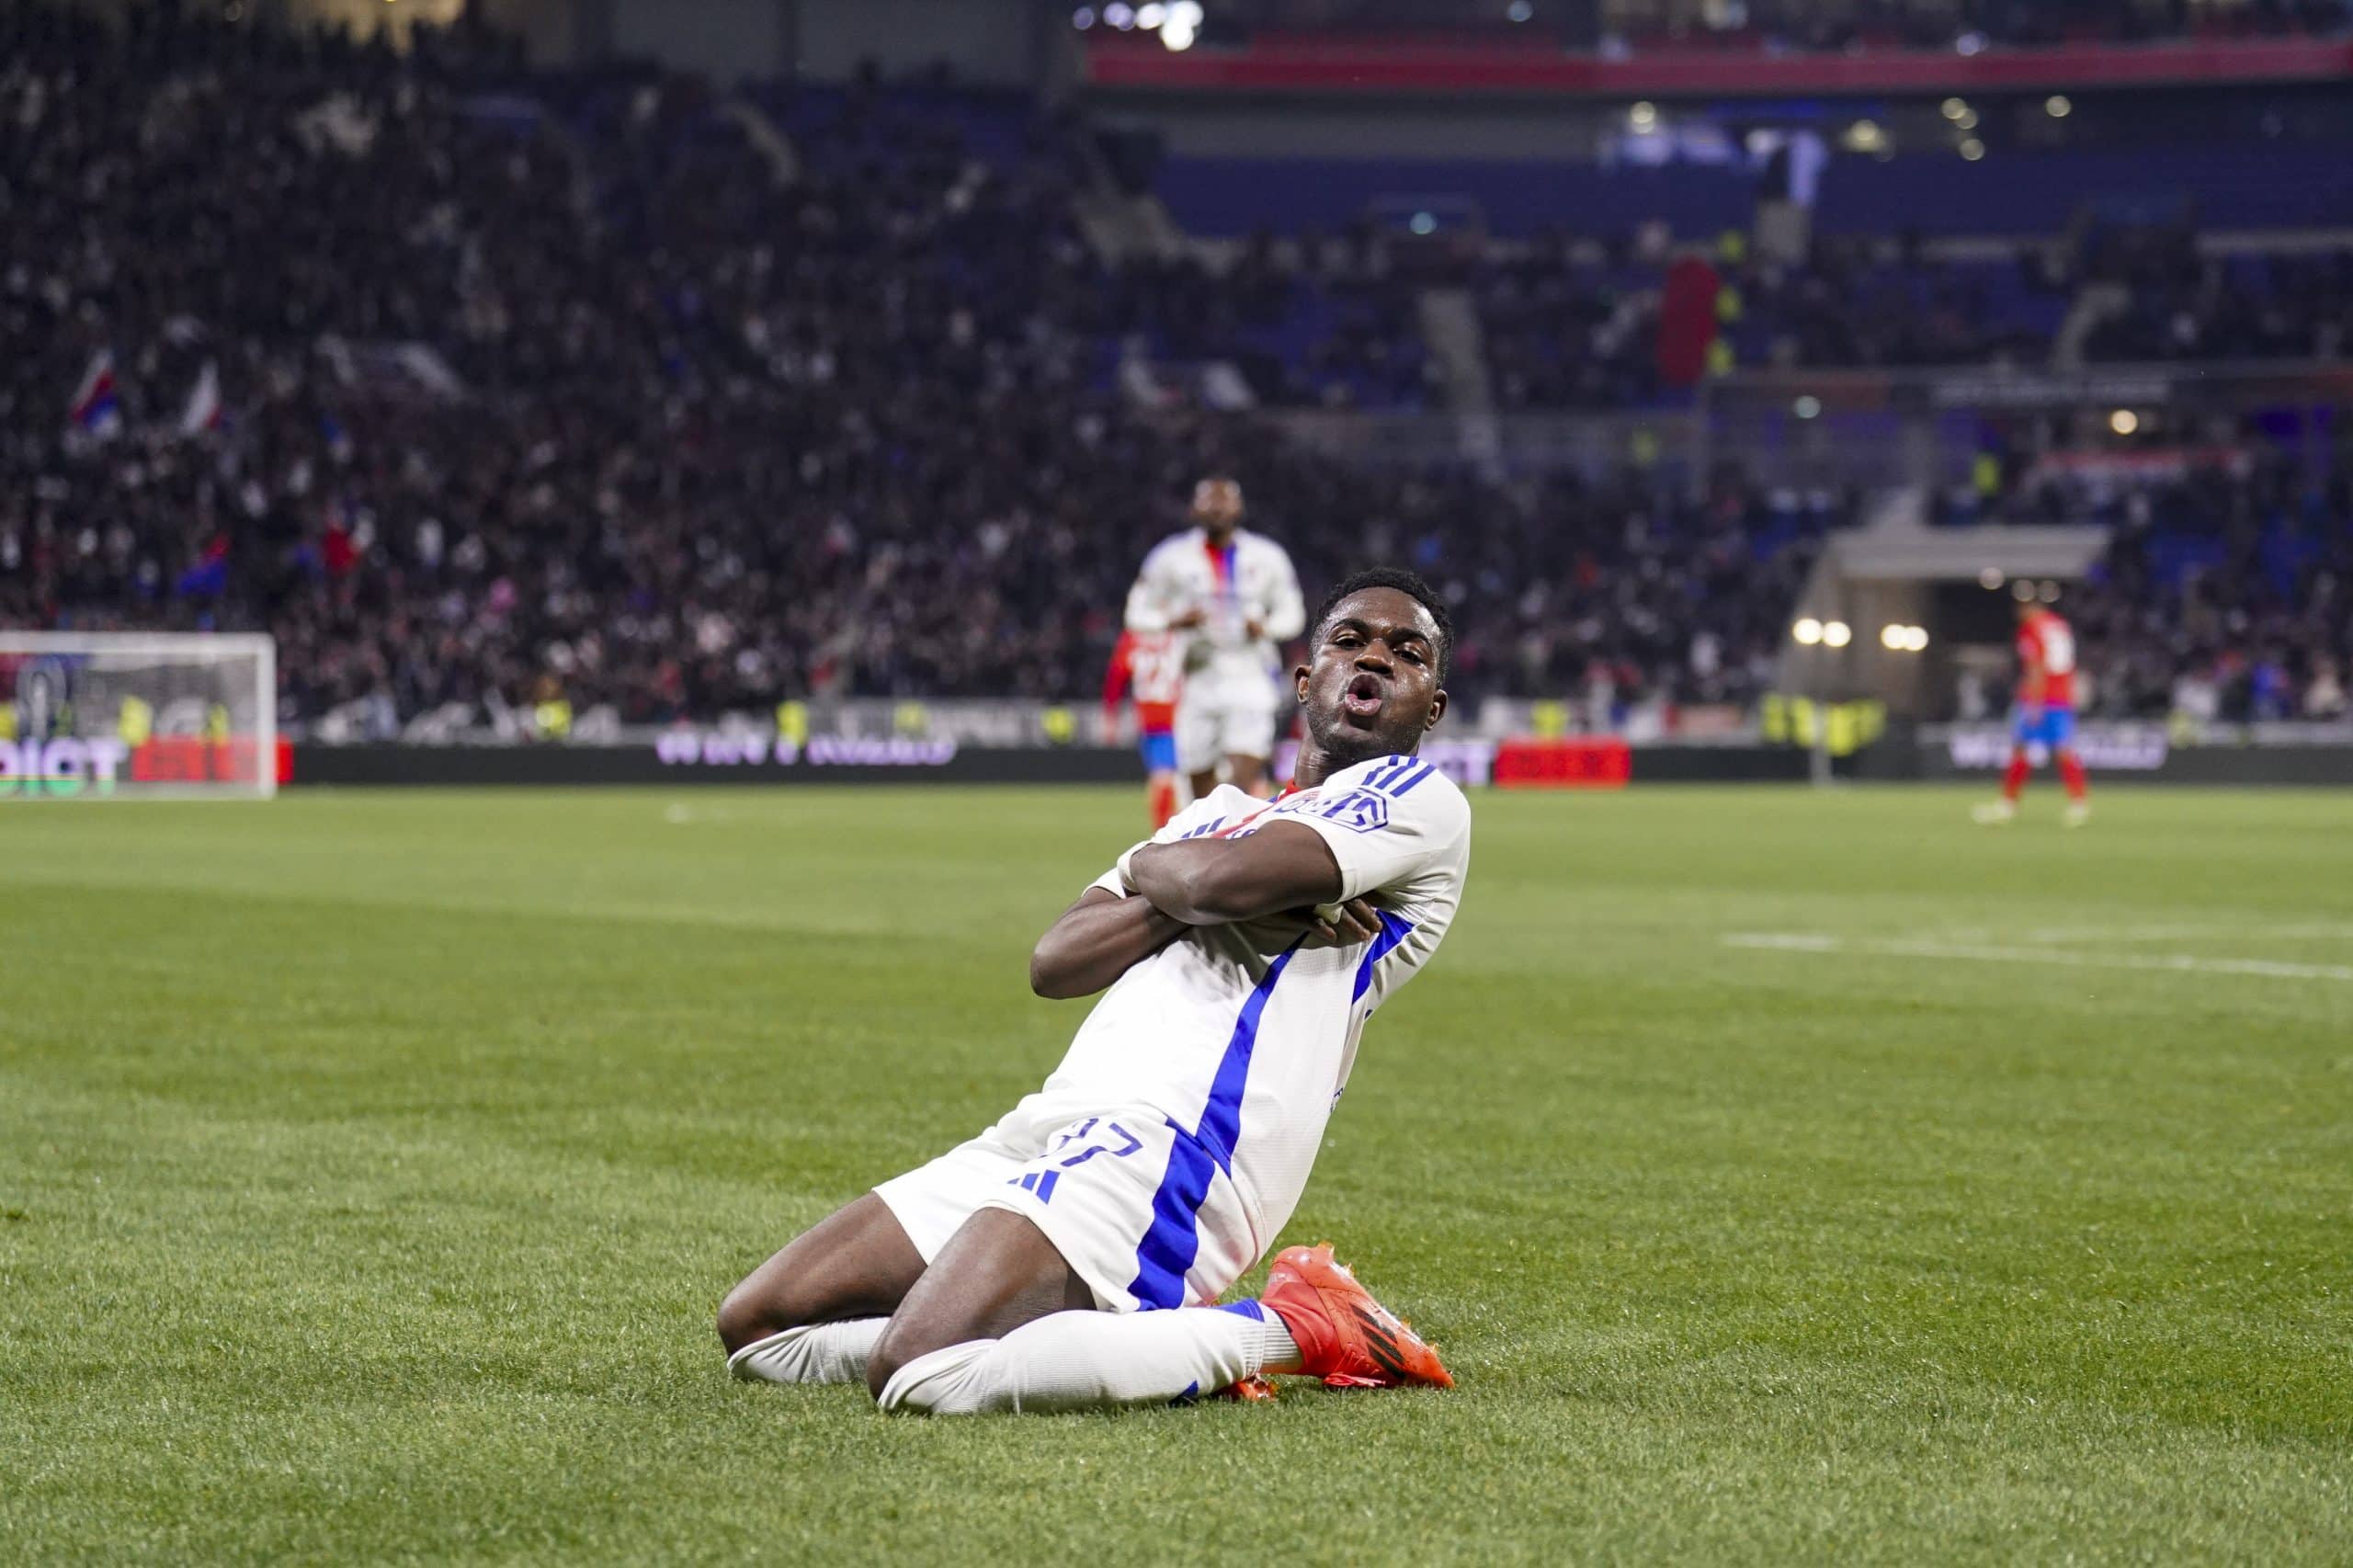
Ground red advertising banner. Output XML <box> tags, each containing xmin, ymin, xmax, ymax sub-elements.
<box><xmin>128</xmin><ymin>736</ymin><xmax>263</xmax><ymax>786</ymax></box>
<box><xmin>1493</xmin><ymin>736</ymin><xmax>1632</xmax><ymax>790</ymax></box>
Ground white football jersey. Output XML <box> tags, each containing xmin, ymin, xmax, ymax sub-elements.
<box><xmin>1023</xmin><ymin>752</ymin><xmax>1472</xmax><ymax>1306</ymax></box>
<box><xmin>1123</xmin><ymin>528</ymin><xmax>1306</xmax><ymax>683</ymax></box>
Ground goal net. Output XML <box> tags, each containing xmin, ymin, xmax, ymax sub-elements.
<box><xmin>0</xmin><ymin>633</ymin><xmax>278</xmax><ymax>800</ymax></box>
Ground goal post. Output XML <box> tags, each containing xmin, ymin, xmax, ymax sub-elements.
<box><xmin>0</xmin><ymin>632</ymin><xmax>278</xmax><ymax>800</ymax></box>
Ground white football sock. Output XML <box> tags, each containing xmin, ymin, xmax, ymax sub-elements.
<box><xmin>728</xmin><ymin>1318</ymin><xmax>889</xmax><ymax>1386</ymax></box>
<box><xmin>875</xmin><ymin>1302</ymin><xmax>1300</xmax><ymax>1415</ymax></box>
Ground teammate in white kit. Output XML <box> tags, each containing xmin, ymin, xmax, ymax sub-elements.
<box><xmin>1125</xmin><ymin>477</ymin><xmax>1306</xmax><ymax>801</ymax></box>
<box><xmin>719</xmin><ymin>569</ymin><xmax>1469</xmax><ymax>1413</ymax></box>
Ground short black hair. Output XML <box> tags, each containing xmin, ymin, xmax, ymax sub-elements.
<box><xmin>1310</xmin><ymin>566</ymin><xmax>1454</xmax><ymax>681</ymax></box>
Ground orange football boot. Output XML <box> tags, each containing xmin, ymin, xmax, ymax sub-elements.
<box><xmin>1260</xmin><ymin>1243</ymin><xmax>1453</xmax><ymax>1391</ymax></box>
<box><xmin>1215</xmin><ymin>1375</ymin><xmax>1280</xmax><ymax>1403</ymax></box>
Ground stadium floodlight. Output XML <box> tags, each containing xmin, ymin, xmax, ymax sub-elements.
<box><xmin>1629</xmin><ymin>101</ymin><xmax>1659</xmax><ymax>133</ymax></box>
<box><xmin>2109</xmin><ymin>409</ymin><xmax>2139</xmax><ymax>435</ymax></box>
<box><xmin>1169</xmin><ymin>1</ymin><xmax>1203</xmax><ymax>26</ymax></box>
<box><xmin>1940</xmin><ymin>97</ymin><xmax>1968</xmax><ymax>120</ymax></box>
<box><xmin>0</xmin><ymin>631</ymin><xmax>277</xmax><ymax>800</ymax></box>
<box><xmin>1162</xmin><ymin>21</ymin><xmax>1196</xmax><ymax>49</ymax></box>
<box><xmin>1135</xmin><ymin>2</ymin><xmax>1165</xmax><ymax>27</ymax></box>
<box><xmin>1960</xmin><ymin>138</ymin><xmax>1985</xmax><ymax>161</ymax></box>
<box><xmin>1072</xmin><ymin>6</ymin><xmax>1096</xmax><ymax>28</ymax></box>
<box><xmin>2046</xmin><ymin>95</ymin><xmax>2073</xmax><ymax>118</ymax></box>
<box><xmin>1793</xmin><ymin>394</ymin><xmax>1822</xmax><ymax>419</ymax></box>
<box><xmin>1792</xmin><ymin>618</ymin><xmax>1824</xmax><ymax>645</ymax></box>
<box><xmin>1881</xmin><ymin>623</ymin><xmax>1906</xmax><ymax>651</ymax></box>
<box><xmin>1954</xmin><ymin>108</ymin><xmax>1979</xmax><ymax>130</ymax></box>
<box><xmin>1955</xmin><ymin>30</ymin><xmax>1986</xmax><ymax>53</ymax></box>
<box><xmin>1823</xmin><ymin>620</ymin><xmax>1853</xmax><ymax>648</ymax></box>
<box><xmin>1507</xmin><ymin>0</ymin><xmax>1534</xmax><ymax>19</ymax></box>
<box><xmin>1104</xmin><ymin>2</ymin><xmax>1134</xmax><ymax>28</ymax></box>
<box><xmin>1904</xmin><ymin>626</ymin><xmax>1931</xmax><ymax>652</ymax></box>
<box><xmin>1979</xmin><ymin>567</ymin><xmax>2006</xmax><ymax>589</ymax></box>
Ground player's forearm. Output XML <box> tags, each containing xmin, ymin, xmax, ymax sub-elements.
<box><xmin>1124</xmin><ymin>585</ymin><xmax>1171</xmax><ymax>633</ymax></box>
<box><xmin>1260</xmin><ymin>592</ymin><xmax>1306</xmax><ymax>642</ymax></box>
<box><xmin>1029</xmin><ymin>893</ymin><xmax>1189</xmax><ymax>999</ymax></box>
<box><xmin>1129</xmin><ymin>830</ymin><xmax>1342</xmax><ymax>926</ymax></box>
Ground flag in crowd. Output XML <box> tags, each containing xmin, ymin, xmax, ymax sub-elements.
<box><xmin>68</xmin><ymin>349</ymin><xmax>123</xmax><ymax>438</ymax></box>
<box><xmin>178</xmin><ymin>360</ymin><xmax>224</xmax><ymax>437</ymax></box>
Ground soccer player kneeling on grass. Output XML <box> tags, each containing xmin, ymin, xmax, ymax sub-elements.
<box><xmin>718</xmin><ymin>569</ymin><xmax>1471</xmax><ymax>1414</ymax></box>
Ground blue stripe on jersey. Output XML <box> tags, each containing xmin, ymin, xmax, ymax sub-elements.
<box><xmin>1351</xmin><ymin>912</ymin><xmax>1417</xmax><ymax>1003</ymax></box>
<box><xmin>1217</xmin><ymin>1300</ymin><xmax>1267</xmax><ymax>1322</ymax></box>
<box><xmin>1130</xmin><ymin>1132</ymin><xmax>1220</xmax><ymax>1311</ymax></box>
<box><xmin>1366</xmin><ymin>756</ymin><xmax>1413</xmax><ymax>791</ymax></box>
<box><xmin>1129</xmin><ymin>938</ymin><xmax>1304</xmax><ymax>1311</ymax></box>
<box><xmin>1388</xmin><ymin>761</ymin><xmax>1437</xmax><ymax>797</ymax></box>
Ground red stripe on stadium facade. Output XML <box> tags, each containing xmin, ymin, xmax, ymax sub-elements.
<box><xmin>1081</xmin><ymin>36</ymin><xmax>2353</xmax><ymax>97</ymax></box>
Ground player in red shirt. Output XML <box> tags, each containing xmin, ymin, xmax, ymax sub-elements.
<box><xmin>1975</xmin><ymin>585</ymin><xmax>2090</xmax><ymax>826</ymax></box>
<box><xmin>1103</xmin><ymin>629</ymin><xmax>1186</xmax><ymax>828</ymax></box>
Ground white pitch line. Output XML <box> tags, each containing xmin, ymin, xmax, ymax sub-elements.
<box><xmin>2015</xmin><ymin>922</ymin><xmax>2353</xmax><ymax>945</ymax></box>
<box><xmin>1721</xmin><ymin>932</ymin><xmax>1844</xmax><ymax>951</ymax></box>
<box><xmin>1722</xmin><ymin>933</ymin><xmax>2353</xmax><ymax>984</ymax></box>
<box><xmin>661</xmin><ymin>801</ymin><xmax>748</xmax><ymax>825</ymax></box>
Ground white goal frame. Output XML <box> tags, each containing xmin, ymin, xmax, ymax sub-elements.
<box><xmin>0</xmin><ymin>631</ymin><xmax>278</xmax><ymax>800</ymax></box>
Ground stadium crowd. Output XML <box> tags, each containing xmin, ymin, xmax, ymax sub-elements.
<box><xmin>1473</xmin><ymin>233</ymin><xmax>2072</xmax><ymax>412</ymax></box>
<box><xmin>1473</xmin><ymin>226</ymin><xmax>2353</xmax><ymax>410</ymax></box>
<box><xmin>2080</xmin><ymin>229</ymin><xmax>2353</xmax><ymax>364</ymax></box>
<box><xmin>1998</xmin><ymin>448</ymin><xmax>2353</xmax><ymax>722</ymax></box>
<box><xmin>1098</xmin><ymin>232</ymin><xmax>1436</xmax><ymax>412</ymax></box>
<box><xmin>0</xmin><ymin>3</ymin><xmax>1814</xmax><ymax>730</ymax></box>
<box><xmin>4</xmin><ymin>3</ymin><xmax>2346</xmax><ymax>734</ymax></box>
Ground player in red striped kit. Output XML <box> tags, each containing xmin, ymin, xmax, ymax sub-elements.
<box><xmin>1975</xmin><ymin>586</ymin><xmax>2090</xmax><ymax>827</ymax></box>
<box><xmin>1104</xmin><ymin>629</ymin><xmax>1187</xmax><ymax>829</ymax></box>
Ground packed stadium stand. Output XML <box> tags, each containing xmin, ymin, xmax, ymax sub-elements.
<box><xmin>1968</xmin><ymin>445</ymin><xmax>2353</xmax><ymax>721</ymax></box>
<box><xmin>6</xmin><ymin>0</ymin><xmax>2349</xmax><ymax>737</ymax></box>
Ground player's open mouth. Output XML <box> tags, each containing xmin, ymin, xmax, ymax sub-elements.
<box><xmin>1342</xmin><ymin>672</ymin><xmax>1385</xmax><ymax>722</ymax></box>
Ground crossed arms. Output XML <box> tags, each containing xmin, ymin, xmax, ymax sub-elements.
<box><xmin>1028</xmin><ymin>823</ymin><xmax>1374</xmax><ymax>999</ymax></box>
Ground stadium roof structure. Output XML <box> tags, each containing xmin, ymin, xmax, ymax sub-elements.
<box><xmin>1829</xmin><ymin>517</ymin><xmax>2110</xmax><ymax>585</ymax></box>
<box><xmin>1779</xmin><ymin>494</ymin><xmax>2110</xmax><ymax>716</ymax></box>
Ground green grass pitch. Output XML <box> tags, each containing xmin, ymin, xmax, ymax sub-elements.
<box><xmin>6</xmin><ymin>784</ymin><xmax>2350</xmax><ymax>1563</ymax></box>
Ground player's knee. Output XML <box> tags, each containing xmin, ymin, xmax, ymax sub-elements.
<box><xmin>864</xmin><ymin>1314</ymin><xmax>942</xmax><ymax>1402</ymax></box>
<box><xmin>865</xmin><ymin>1328</ymin><xmax>908</xmax><ymax>1403</ymax></box>
<box><xmin>715</xmin><ymin>1279</ymin><xmax>796</xmax><ymax>1356</ymax></box>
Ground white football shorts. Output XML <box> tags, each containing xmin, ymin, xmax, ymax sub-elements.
<box><xmin>1176</xmin><ymin>668</ymin><xmax>1280</xmax><ymax>773</ymax></box>
<box><xmin>873</xmin><ymin>1094</ymin><xmax>1261</xmax><ymax>1314</ymax></box>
